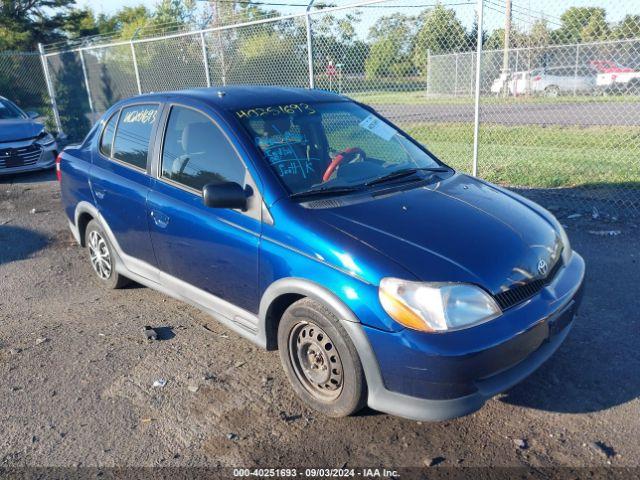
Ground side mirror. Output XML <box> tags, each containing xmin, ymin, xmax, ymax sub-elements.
<box><xmin>26</xmin><ymin>111</ymin><xmax>39</xmax><ymax>119</ymax></box>
<box><xmin>202</xmin><ymin>182</ymin><xmax>248</xmax><ymax>211</ymax></box>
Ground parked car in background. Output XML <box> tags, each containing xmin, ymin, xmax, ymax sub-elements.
<box><xmin>491</xmin><ymin>71</ymin><xmax>531</xmax><ymax>96</ymax></box>
<box><xmin>590</xmin><ymin>60</ymin><xmax>640</xmax><ymax>93</ymax></box>
<box><xmin>58</xmin><ymin>87</ymin><xmax>585</xmax><ymax>421</ymax></box>
<box><xmin>490</xmin><ymin>66</ymin><xmax>596</xmax><ymax>96</ymax></box>
<box><xmin>490</xmin><ymin>71</ymin><xmax>531</xmax><ymax>96</ymax></box>
<box><xmin>530</xmin><ymin>66</ymin><xmax>596</xmax><ymax>96</ymax></box>
<box><xmin>0</xmin><ymin>96</ymin><xmax>58</xmax><ymax>175</ymax></box>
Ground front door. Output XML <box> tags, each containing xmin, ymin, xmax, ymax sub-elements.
<box><xmin>147</xmin><ymin>104</ymin><xmax>261</xmax><ymax>314</ymax></box>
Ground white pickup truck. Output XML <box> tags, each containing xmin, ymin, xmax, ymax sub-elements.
<box><xmin>590</xmin><ymin>60</ymin><xmax>640</xmax><ymax>92</ymax></box>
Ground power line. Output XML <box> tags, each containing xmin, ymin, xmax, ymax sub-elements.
<box><xmin>484</xmin><ymin>0</ymin><xmax>563</xmax><ymax>29</ymax></box>
<box><xmin>211</xmin><ymin>0</ymin><xmax>474</xmax><ymax>8</ymax></box>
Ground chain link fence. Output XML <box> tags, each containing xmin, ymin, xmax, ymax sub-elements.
<box><xmin>1</xmin><ymin>0</ymin><xmax>639</xmax><ymax>215</ymax></box>
<box><xmin>0</xmin><ymin>51</ymin><xmax>54</xmax><ymax>130</ymax></box>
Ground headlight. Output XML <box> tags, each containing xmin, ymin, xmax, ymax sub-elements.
<box><xmin>379</xmin><ymin>278</ymin><xmax>501</xmax><ymax>333</ymax></box>
<box><xmin>35</xmin><ymin>131</ymin><xmax>55</xmax><ymax>147</ymax></box>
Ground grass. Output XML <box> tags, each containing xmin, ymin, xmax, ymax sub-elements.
<box><xmin>402</xmin><ymin>123</ymin><xmax>640</xmax><ymax>188</ymax></box>
<box><xmin>348</xmin><ymin>90</ymin><xmax>640</xmax><ymax>106</ymax></box>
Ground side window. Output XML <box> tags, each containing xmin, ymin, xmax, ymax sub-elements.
<box><xmin>112</xmin><ymin>104</ymin><xmax>158</xmax><ymax>170</ymax></box>
<box><xmin>99</xmin><ymin>111</ymin><xmax>119</xmax><ymax>157</ymax></box>
<box><xmin>161</xmin><ymin>106</ymin><xmax>246</xmax><ymax>191</ymax></box>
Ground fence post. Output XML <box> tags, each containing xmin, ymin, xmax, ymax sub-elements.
<box><xmin>573</xmin><ymin>44</ymin><xmax>580</xmax><ymax>96</ymax></box>
<box><xmin>426</xmin><ymin>49</ymin><xmax>431</xmax><ymax>97</ymax></box>
<box><xmin>471</xmin><ymin>0</ymin><xmax>484</xmax><ymax>177</ymax></box>
<box><xmin>305</xmin><ymin>0</ymin><xmax>317</xmax><ymax>89</ymax></box>
<box><xmin>200</xmin><ymin>31</ymin><xmax>212</xmax><ymax>87</ymax></box>
<box><xmin>130</xmin><ymin>41</ymin><xmax>142</xmax><ymax>94</ymax></box>
<box><xmin>37</xmin><ymin>43</ymin><xmax>63</xmax><ymax>136</ymax></box>
<box><xmin>454</xmin><ymin>53</ymin><xmax>459</xmax><ymax>97</ymax></box>
<box><xmin>78</xmin><ymin>48</ymin><xmax>94</xmax><ymax>114</ymax></box>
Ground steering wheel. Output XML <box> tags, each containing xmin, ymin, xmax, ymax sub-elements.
<box><xmin>322</xmin><ymin>147</ymin><xmax>366</xmax><ymax>182</ymax></box>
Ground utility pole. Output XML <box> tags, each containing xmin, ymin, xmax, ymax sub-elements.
<box><xmin>501</xmin><ymin>0</ymin><xmax>512</xmax><ymax>97</ymax></box>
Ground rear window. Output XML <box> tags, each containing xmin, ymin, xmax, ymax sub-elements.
<box><xmin>112</xmin><ymin>104</ymin><xmax>158</xmax><ymax>169</ymax></box>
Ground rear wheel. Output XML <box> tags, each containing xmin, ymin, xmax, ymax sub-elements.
<box><xmin>85</xmin><ymin>219</ymin><xmax>130</xmax><ymax>289</ymax></box>
<box><xmin>278</xmin><ymin>298</ymin><xmax>367</xmax><ymax>417</ymax></box>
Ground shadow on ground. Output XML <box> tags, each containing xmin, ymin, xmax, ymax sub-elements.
<box><xmin>498</xmin><ymin>219</ymin><xmax>639</xmax><ymax>415</ymax></box>
<box><xmin>0</xmin><ymin>169</ymin><xmax>56</xmax><ymax>185</ymax></box>
<box><xmin>0</xmin><ymin>225</ymin><xmax>49</xmax><ymax>264</ymax></box>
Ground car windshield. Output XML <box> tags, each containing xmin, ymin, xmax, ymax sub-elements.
<box><xmin>0</xmin><ymin>99</ymin><xmax>26</xmax><ymax>120</ymax></box>
<box><xmin>235</xmin><ymin>101</ymin><xmax>444</xmax><ymax>195</ymax></box>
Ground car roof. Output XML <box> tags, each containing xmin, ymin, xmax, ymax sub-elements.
<box><xmin>122</xmin><ymin>86</ymin><xmax>349</xmax><ymax>112</ymax></box>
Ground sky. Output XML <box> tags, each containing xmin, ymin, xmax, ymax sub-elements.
<box><xmin>76</xmin><ymin>0</ymin><xmax>637</xmax><ymax>40</ymax></box>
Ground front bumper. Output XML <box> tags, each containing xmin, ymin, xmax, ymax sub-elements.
<box><xmin>342</xmin><ymin>250</ymin><xmax>585</xmax><ymax>421</ymax></box>
<box><xmin>0</xmin><ymin>140</ymin><xmax>58</xmax><ymax>176</ymax></box>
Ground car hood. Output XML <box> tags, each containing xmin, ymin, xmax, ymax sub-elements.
<box><xmin>314</xmin><ymin>174</ymin><xmax>562</xmax><ymax>294</ymax></box>
<box><xmin>0</xmin><ymin>119</ymin><xmax>43</xmax><ymax>143</ymax></box>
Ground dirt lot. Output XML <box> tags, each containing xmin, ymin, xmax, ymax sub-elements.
<box><xmin>1</xmin><ymin>170</ymin><xmax>639</xmax><ymax>473</ymax></box>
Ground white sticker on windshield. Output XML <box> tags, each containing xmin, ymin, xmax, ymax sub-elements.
<box><xmin>359</xmin><ymin>114</ymin><xmax>396</xmax><ymax>141</ymax></box>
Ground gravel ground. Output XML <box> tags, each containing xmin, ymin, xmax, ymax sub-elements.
<box><xmin>1</xmin><ymin>170</ymin><xmax>639</xmax><ymax>472</ymax></box>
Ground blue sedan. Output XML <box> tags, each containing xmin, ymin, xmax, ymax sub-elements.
<box><xmin>58</xmin><ymin>87</ymin><xmax>584</xmax><ymax>421</ymax></box>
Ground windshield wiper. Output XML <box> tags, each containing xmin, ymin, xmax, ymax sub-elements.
<box><xmin>289</xmin><ymin>185</ymin><xmax>364</xmax><ymax>200</ymax></box>
<box><xmin>364</xmin><ymin>167</ymin><xmax>450</xmax><ymax>187</ymax></box>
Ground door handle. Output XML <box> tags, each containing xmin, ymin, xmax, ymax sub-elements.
<box><xmin>150</xmin><ymin>210</ymin><xmax>170</xmax><ymax>228</ymax></box>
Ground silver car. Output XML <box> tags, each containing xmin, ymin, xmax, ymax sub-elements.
<box><xmin>530</xmin><ymin>66</ymin><xmax>597</xmax><ymax>96</ymax></box>
<box><xmin>0</xmin><ymin>96</ymin><xmax>58</xmax><ymax>175</ymax></box>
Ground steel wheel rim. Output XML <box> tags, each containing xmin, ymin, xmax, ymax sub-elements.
<box><xmin>88</xmin><ymin>230</ymin><xmax>112</xmax><ymax>280</ymax></box>
<box><xmin>289</xmin><ymin>321</ymin><xmax>344</xmax><ymax>400</ymax></box>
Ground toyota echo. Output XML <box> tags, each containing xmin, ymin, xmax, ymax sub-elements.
<box><xmin>58</xmin><ymin>87</ymin><xmax>585</xmax><ymax>421</ymax></box>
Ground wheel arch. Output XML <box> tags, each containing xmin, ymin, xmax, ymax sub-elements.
<box><xmin>73</xmin><ymin>201</ymin><xmax>101</xmax><ymax>247</ymax></box>
<box><xmin>259</xmin><ymin>278</ymin><xmax>362</xmax><ymax>351</ymax></box>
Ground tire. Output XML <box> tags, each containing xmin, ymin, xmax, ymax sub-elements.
<box><xmin>277</xmin><ymin>298</ymin><xmax>367</xmax><ymax>417</ymax></box>
<box><xmin>85</xmin><ymin>219</ymin><xmax>130</xmax><ymax>289</ymax></box>
<box><xmin>544</xmin><ymin>85</ymin><xmax>560</xmax><ymax>97</ymax></box>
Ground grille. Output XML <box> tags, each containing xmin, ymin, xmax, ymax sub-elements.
<box><xmin>0</xmin><ymin>143</ymin><xmax>42</xmax><ymax>169</ymax></box>
<box><xmin>494</xmin><ymin>257</ymin><xmax>563</xmax><ymax>311</ymax></box>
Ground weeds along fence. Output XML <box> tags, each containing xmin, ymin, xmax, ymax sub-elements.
<box><xmin>1</xmin><ymin>0</ymin><xmax>639</xmax><ymax>215</ymax></box>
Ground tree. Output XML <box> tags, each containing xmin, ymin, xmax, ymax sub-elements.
<box><xmin>581</xmin><ymin>10</ymin><xmax>611</xmax><ymax>42</ymax></box>
<box><xmin>484</xmin><ymin>26</ymin><xmax>527</xmax><ymax>51</ymax></box>
<box><xmin>150</xmin><ymin>0</ymin><xmax>196</xmax><ymax>34</ymax></box>
<box><xmin>613</xmin><ymin>15</ymin><xmax>640</xmax><ymax>40</ymax></box>
<box><xmin>555</xmin><ymin>7</ymin><xmax>609</xmax><ymax>44</ymax></box>
<box><xmin>365</xmin><ymin>13</ymin><xmax>416</xmax><ymax>78</ymax></box>
<box><xmin>0</xmin><ymin>0</ymin><xmax>75</xmax><ymax>50</ymax></box>
<box><xmin>528</xmin><ymin>19</ymin><xmax>552</xmax><ymax>47</ymax></box>
<box><xmin>52</xmin><ymin>51</ymin><xmax>91</xmax><ymax>140</ymax></box>
<box><xmin>467</xmin><ymin>14</ymin><xmax>487</xmax><ymax>50</ymax></box>
<box><xmin>412</xmin><ymin>5</ymin><xmax>469</xmax><ymax>75</ymax></box>
<box><xmin>311</xmin><ymin>3</ymin><xmax>363</xmax><ymax>76</ymax></box>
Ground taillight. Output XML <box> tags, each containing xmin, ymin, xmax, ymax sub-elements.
<box><xmin>55</xmin><ymin>153</ymin><xmax>62</xmax><ymax>182</ymax></box>
<box><xmin>533</xmin><ymin>76</ymin><xmax>542</xmax><ymax>82</ymax></box>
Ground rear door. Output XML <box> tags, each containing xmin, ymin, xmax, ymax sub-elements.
<box><xmin>91</xmin><ymin>103</ymin><xmax>160</xmax><ymax>271</ymax></box>
<box><xmin>147</xmin><ymin>103</ymin><xmax>262</xmax><ymax>314</ymax></box>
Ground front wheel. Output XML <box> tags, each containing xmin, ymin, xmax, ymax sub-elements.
<box><xmin>85</xmin><ymin>219</ymin><xmax>130</xmax><ymax>289</ymax></box>
<box><xmin>278</xmin><ymin>298</ymin><xmax>367</xmax><ymax>417</ymax></box>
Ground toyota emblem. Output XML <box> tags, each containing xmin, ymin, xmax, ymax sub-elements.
<box><xmin>537</xmin><ymin>259</ymin><xmax>548</xmax><ymax>276</ymax></box>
